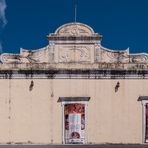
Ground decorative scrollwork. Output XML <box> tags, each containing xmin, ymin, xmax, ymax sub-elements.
<box><xmin>130</xmin><ymin>54</ymin><xmax>148</xmax><ymax>63</ymax></box>
<box><xmin>58</xmin><ymin>46</ymin><xmax>91</xmax><ymax>63</ymax></box>
<box><xmin>1</xmin><ymin>53</ymin><xmax>23</xmax><ymax>63</ymax></box>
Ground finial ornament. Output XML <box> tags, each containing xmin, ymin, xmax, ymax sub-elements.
<box><xmin>74</xmin><ymin>0</ymin><xmax>77</xmax><ymax>22</ymax></box>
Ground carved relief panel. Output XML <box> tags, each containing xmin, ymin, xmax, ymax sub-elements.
<box><xmin>56</xmin><ymin>45</ymin><xmax>93</xmax><ymax>63</ymax></box>
<box><xmin>56</xmin><ymin>23</ymin><xmax>93</xmax><ymax>36</ymax></box>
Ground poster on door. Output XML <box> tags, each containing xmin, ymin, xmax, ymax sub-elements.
<box><xmin>64</xmin><ymin>103</ymin><xmax>85</xmax><ymax>144</ymax></box>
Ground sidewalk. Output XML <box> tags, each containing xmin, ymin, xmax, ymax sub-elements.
<box><xmin>0</xmin><ymin>144</ymin><xmax>147</xmax><ymax>148</ymax></box>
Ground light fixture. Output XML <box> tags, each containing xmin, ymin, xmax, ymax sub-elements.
<box><xmin>115</xmin><ymin>81</ymin><xmax>120</xmax><ymax>92</ymax></box>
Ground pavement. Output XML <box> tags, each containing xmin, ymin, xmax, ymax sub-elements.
<box><xmin>0</xmin><ymin>145</ymin><xmax>147</xmax><ymax>148</ymax></box>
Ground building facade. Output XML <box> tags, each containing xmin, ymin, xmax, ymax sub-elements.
<box><xmin>0</xmin><ymin>22</ymin><xmax>148</xmax><ymax>144</ymax></box>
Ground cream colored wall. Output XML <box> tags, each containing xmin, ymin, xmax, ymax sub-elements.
<box><xmin>0</xmin><ymin>79</ymin><xmax>145</xmax><ymax>144</ymax></box>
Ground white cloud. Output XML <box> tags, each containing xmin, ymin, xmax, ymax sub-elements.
<box><xmin>0</xmin><ymin>0</ymin><xmax>7</xmax><ymax>27</ymax></box>
<box><xmin>0</xmin><ymin>0</ymin><xmax>7</xmax><ymax>53</ymax></box>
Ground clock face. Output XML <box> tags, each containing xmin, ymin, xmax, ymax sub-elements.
<box><xmin>58</xmin><ymin>46</ymin><xmax>91</xmax><ymax>63</ymax></box>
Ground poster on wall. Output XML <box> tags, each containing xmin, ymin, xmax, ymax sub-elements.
<box><xmin>64</xmin><ymin>103</ymin><xmax>85</xmax><ymax>144</ymax></box>
<box><xmin>146</xmin><ymin>104</ymin><xmax>148</xmax><ymax>142</ymax></box>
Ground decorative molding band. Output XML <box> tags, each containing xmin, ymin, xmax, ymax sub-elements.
<box><xmin>0</xmin><ymin>69</ymin><xmax>148</xmax><ymax>79</ymax></box>
<box><xmin>47</xmin><ymin>36</ymin><xmax>100</xmax><ymax>41</ymax></box>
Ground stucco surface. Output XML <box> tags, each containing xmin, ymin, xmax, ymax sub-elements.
<box><xmin>0</xmin><ymin>79</ymin><xmax>144</xmax><ymax>144</ymax></box>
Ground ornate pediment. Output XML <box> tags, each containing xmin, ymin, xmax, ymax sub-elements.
<box><xmin>55</xmin><ymin>22</ymin><xmax>94</xmax><ymax>36</ymax></box>
<box><xmin>47</xmin><ymin>22</ymin><xmax>102</xmax><ymax>43</ymax></box>
<box><xmin>0</xmin><ymin>22</ymin><xmax>148</xmax><ymax>65</ymax></box>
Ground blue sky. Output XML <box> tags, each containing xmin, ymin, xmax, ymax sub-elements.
<box><xmin>0</xmin><ymin>0</ymin><xmax>148</xmax><ymax>53</ymax></box>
